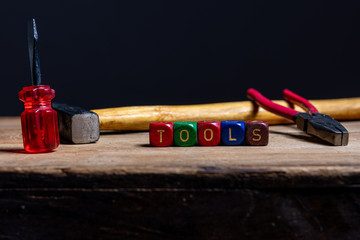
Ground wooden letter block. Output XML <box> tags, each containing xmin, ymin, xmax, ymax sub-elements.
<box><xmin>221</xmin><ymin>121</ymin><xmax>245</xmax><ymax>146</ymax></box>
<box><xmin>197</xmin><ymin>121</ymin><xmax>221</xmax><ymax>146</ymax></box>
<box><xmin>149</xmin><ymin>122</ymin><xmax>173</xmax><ymax>147</ymax></box>
<box><xmin>173</xmin><ymin>122</ymin><xmax>197</xmax><ymax>147</ymax></box>
<box><xmin>245</xmin><ymin>120</ymin><xmax>269</xmax><ymax>146</ymax></box>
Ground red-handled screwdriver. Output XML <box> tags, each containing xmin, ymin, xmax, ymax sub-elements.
<box><xmin>19</xmin><ymin>19</ymin><xmax>59</xmax><ymax>153</ymax></box>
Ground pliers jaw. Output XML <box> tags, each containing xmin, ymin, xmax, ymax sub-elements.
<box><xmin>294</xmin><ymin>113</ymin><xmax>349</xmax><ymax>146</ymax></box>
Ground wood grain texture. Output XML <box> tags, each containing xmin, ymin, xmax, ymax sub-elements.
<box><xmin>1</xmin><ymin>117</ymin><xmax>360</xmax><ymax>239</ymax></box>
<box><xmin>0</xmin><ymin>117</ymin><xmax>360</xmax><ymax>181</ymax></box>
<box><xmin>92</xmin><ymin>97</ymin><xmax>360</xmax><ymax>130</ymax></box>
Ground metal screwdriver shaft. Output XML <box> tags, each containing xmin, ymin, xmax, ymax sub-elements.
<box><xmin>28</xmin><ymin>19</ymin><xmax>41</xmax><ymax>85</ymax></box>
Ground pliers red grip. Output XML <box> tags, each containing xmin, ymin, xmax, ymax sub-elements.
<box><xmin>247</xmin><ymin>88</ymin><xmax>349</xmax><ymax>146</ymax></box>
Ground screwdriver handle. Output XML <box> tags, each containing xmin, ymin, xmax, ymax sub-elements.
<box><xmin>19</xmin><ymin>85</ymin><xmax>59</xmax><ymax>152</ymax></box>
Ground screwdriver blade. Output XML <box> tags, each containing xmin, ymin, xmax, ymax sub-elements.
<box><xmin>28</xmin><ymin>19</ymin><xmax>41</xmax><ymax>85</ymax></box>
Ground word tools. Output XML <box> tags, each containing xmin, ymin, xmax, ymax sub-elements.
<box><xmin>149</xmin><ymin>120</ymin><xmax>268</xmax><ymax>147</ymax></box>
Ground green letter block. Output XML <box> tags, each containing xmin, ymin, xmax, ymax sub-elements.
<box><xmin>173</xmin><ymin>121</ymin><xmax>197</xmax><ymax>147</ymax></box>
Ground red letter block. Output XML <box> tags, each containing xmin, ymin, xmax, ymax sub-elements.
<box><xmin>149</xmin><ymin>122</ymin><xmax>173</xmax><ymax>147</ymax></box>
<box><xmin>197</xmin><ymin>121</ymin><xmax>221</xmax><ymax>146</ymax></box>
<box><xmin>245</xmin><ymin>120</ymin><xmax>269</xmax><ymax>146</ymax></box>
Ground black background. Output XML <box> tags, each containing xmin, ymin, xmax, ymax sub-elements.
<box><xmin>1</xmin><ymin>1</ymin><xmax>359</xmax><ymax>116</ymax></box>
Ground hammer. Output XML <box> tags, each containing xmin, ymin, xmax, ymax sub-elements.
<box><xmin>53</xmin><ymin>97</ymin><xmax>360</xmax><ymax>144</ymax></box>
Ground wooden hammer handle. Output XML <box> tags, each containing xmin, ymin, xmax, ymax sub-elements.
<box><xmin>92</xmin><ymin>97</ymin><xmax>360</xmax><ymax>131</ymax></box>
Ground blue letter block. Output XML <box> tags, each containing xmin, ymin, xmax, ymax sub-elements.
<box><xmin>221</xmin><ymin>121</ymin><xmax>245</xmax><ymax>146</ymax></box>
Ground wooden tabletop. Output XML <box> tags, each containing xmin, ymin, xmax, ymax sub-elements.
<box><xmin>0</xmin><ymin>117</ymin><xmax>359</xmax><ymax>188</ymax></box>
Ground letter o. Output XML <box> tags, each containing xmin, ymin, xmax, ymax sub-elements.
<box><xmin>180</xmin><ymin>129</ymin><xmax>189</xmax><ymax>142</ymax></box>
<box><xmin>204</xmin><ymin>129</ymin><xmax>213</xmax><ymax>141</ymax></box>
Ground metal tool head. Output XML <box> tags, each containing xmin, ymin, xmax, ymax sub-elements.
<box><xmin>52</xmin><ymin>102</ymin><xmax>100</xmax><ymax>144</ymax></box>
<box><xmin>28</xmin><ymin>19</ymin><xmax>41</xmax><ymax>85</ymax></box>
<box><xmin>295</xmin><ymin>113</ymin><xmax>349</xmax><ymax>146</ymax></box>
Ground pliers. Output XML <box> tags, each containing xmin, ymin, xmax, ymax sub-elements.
<box><xmin>247</xmin><ymin>88</ymin><xmax>349</xmax><ymax>146</ymax></box>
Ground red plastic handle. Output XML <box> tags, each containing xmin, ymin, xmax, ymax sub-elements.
<box><xmin>247</xmin><ymin>88</ymin><xmax>299</xmax><ymax>121</ymax></box>
<box><xmin>282</xmin><ymin>89</ymin><xmax>319</xmax><ymax>114</ymax></box>
<box><xmin>19</xmin><ymin>85</ymin><xmax>59</xmax><ymax>153</ymax></box>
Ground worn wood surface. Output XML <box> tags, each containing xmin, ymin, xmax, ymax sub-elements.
<box><xmin>0</xmin><ymin>117</ymin><xmax>360</xmax><ymax>239</ymax></box>
<box><xmin>1</xmin><ymin>117</ymin><xmax>360</xmax><ymax>179</ymax></box>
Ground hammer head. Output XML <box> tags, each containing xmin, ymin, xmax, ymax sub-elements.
<box><xmin>52</xmin><ymin>102</ymin><xmax>100</xmax><ymax>144</ymax></box>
